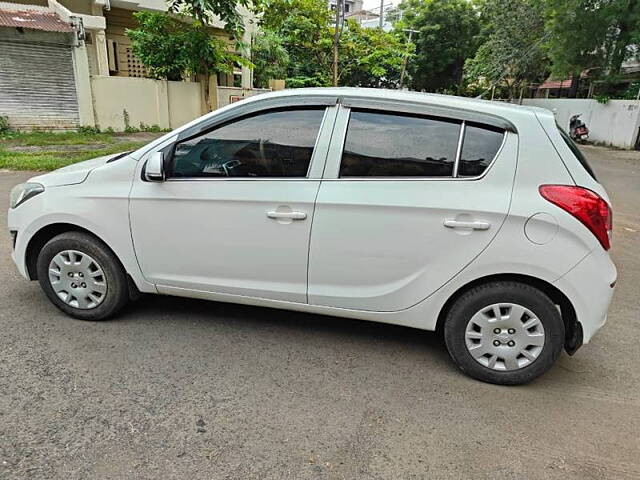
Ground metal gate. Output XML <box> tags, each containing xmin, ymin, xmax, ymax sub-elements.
<box><xmin>0</xmin><ymin>40</ymin><xmax>79</xmax><ymax>129</ymax></box>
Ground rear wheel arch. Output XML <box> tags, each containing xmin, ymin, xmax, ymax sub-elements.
<box><xmin>436</xmin><ymin>273</ymin><xmax>578</xmax><ymax>349</ymax></box>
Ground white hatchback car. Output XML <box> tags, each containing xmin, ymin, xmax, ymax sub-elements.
<box><xmin>8</xmin><ymin>88</ymin><xmax>616</xmax><ymax>384</ymax></box>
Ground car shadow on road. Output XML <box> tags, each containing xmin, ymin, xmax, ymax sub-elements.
<box><xmin>121</xmin><ymin>292</ymin><xmax>452</xmax><ymax>362</ymax></box>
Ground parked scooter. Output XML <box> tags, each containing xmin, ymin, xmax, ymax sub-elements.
<box><xmin>569</xmin><ymin>114</ymin><xmax>589</xmax><ymax>142</ymax></box>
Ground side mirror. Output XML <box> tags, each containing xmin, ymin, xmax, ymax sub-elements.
<box><xmin>145</xmin><ymin>152</ymin><xmax>165</xmax><ymax>182</ymax></box>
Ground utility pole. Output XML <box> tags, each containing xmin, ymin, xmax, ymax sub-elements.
<box><xmin>333</xmin><ymin>0</ymin><xmax>342</xmax><ymax>86</ymax></box>
<box><xmin>399</xmin><ymin>29</ymin><xmax>418</xmax><ymax>90</ymax></box>
<box><xmin>379</xmin><ymin>0</ymin><xmax>384</xmax><ymax>28</ymax></box>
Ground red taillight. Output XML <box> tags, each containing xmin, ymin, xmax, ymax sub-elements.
<box><xmin>539</xmin><ymin>185</ymin><xmax>612</xmax><ymax>250</ymax></box>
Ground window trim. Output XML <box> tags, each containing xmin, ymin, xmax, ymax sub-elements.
<box><xmin>340</xmin><ymin>96</ymin><xmax>517</xmax><ymax>133</ymax></box>
<box><xmin>176</xmin><ymin>95</ymin><xmax>338</xmax><ymax>142</ymax></box>
<box><xmin>330</xmin><ymin>108</ymin><xmax>507</xmax><ymax>181</ymax></box>
<box><xmin>165</xmin><ymin>106</ymin><xmax>331</xmax><ymax>181</ymax></box>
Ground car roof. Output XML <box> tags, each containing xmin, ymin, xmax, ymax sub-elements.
<box><xmin>251</xmin><ymin>87</ymin><xmax>551</xmax><ymax>120</ymax></box>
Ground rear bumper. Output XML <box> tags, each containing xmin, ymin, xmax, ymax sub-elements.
<box><xmin>553</xmin><ymin>247</ymin><xmax>616</xmax><ymax>344</ymax></box>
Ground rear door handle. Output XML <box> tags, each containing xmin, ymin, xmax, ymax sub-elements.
<box><xmin>443</xmin><ymin>219</ymin><xmax>491</xmax><ymax>230</ymax></box>
<box><xmin>267</xmin><ymin>211</ymin><xmax>307</xmax><ymax>220</ymax></box>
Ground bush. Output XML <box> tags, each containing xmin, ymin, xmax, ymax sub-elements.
<box><xmin>78</xmin><ymin>125</ymin><xmax>101</xmax><ymax>134</ymax></box>
<box><xmin>0</xmin><ymin>116</ymin><xmax>12</xmax><ymax>134</ymax></box>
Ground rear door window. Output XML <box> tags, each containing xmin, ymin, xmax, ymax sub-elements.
<box><xmin>340</xmin><ymin>110</ymin><xmax>461</xmax><ymax>177</ymax></box>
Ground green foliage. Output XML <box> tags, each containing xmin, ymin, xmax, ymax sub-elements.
<box><xmin>168</xmin><ymin>0</ymin><xmax>259</xmax><ymax>40</ymax></box>
<box><xmin>465</xmin><ymin>0</ymin><xmax>549</xmax><ymax>99</ymax></box>
<box><xmin>339</xmin><ymin>21</ymin><xmax>413</xmax><ymax>88</ymax></box>
<box><xmin>0</xmin><ymin>141</ymin><xmax>147</xmax><ymax>171</ymax></box>
<box><xmin>251</xmin><ymin>30</ymin><xmax>290</xmax><ymax>88</ymax></box>
<box><xmin>257</xmin><ymin>0</ymin><xmax>412</xmax><ymax>88</ymax></box>
<box><xmin>396</xmin><ymin>0</ymin><xmax>481</xmax><ymax>93</ymax></box>
<box><xmin>78</xmin><ymin>125</ymin><xmax>101</xmax><ymax>134</ymax></box>
<box><xmin>0</xmin><ymin>116</ymin><xmax>11</xmax><ymax>134</ymax></box>
<box><xmin>594</xmin><ymin>94</ymin><xmax>611</xmax><ymax>104</ymax></box>
<box><xmin>621</xmin><ymin>81</ymin><xmax>640</xmax><ymax>99</ymax></box>
<box><xmin>258</xmin><ymin>0</ymin><xmax>332</xmax><ymax>86</ymax></box>
<box><xmin>0</xmin><ymin>130</ymin><xmax>116</xmax><ymax>145</ymax></box>
<box><xmin>127</xmin><ymin>11</ymin><xmax>243</xmax><ymax>81</ymax></box>
<box><xmin>544</xmin><ymin>0</ymin><xmax>640</xmax><ymax>82</ymax></box>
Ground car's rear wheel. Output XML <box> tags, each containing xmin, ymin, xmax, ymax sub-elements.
<box><xmin>36</xmin><ymin>231</ymin><xmax>129</xmax><ymax>321</ymax></box>
<box><xmin>444</xmin><ymin>281</ymin><xmax>565</xmax><ymax>385</ymax></box>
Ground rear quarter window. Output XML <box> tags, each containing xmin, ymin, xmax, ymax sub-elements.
<box><xmin>557</xmin><ymin>126</ymin><xmax>597</xmax><ymax>180</ymax></box>
<box><xmin>458</xmin><ymin>123</ymin><xmax>505</xmax><ymax>177</ymax></box>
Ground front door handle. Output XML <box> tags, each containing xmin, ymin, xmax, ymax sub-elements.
<box><xmin>443</xmin><ymin>219</ymin><xmax>491</xmax><ymax>230</ymax></box>
<box><xmin>267</xmin><ymin>211</ymin><xmax>307</xmax><ymax>220</ymax></box>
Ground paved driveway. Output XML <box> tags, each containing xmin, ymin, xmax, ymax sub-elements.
<box><xmin>1</xmin><ymin>145</ymin><xmax>639</xmax><ymax>479</ymax></box>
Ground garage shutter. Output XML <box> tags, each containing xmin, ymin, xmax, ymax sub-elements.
<box><xmin>0</xmin><ymin>40</ymin><xmax>79</xmax><ymax>129</ymax></box>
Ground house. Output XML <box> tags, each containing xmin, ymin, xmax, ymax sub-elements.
<box><xmin>328</xmin><ymin>0</ymin><xmax>363</xmax><ymax>16</ymax></box>
<box><xmin>0</xmin><ymin>0</ymin><xmax>260</xmax><ymax>130</ymax></box>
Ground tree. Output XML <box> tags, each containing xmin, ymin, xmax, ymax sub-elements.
<box><xmin>258</xmin><ymin>0</ymin><xmax>333</xmax><ymax>87</ymax></box>
<box><xmin>544</xmin><ymin>0</ymin><xmax>640</xmax><ymax>95</ymax></box>
<box><xmin>251</xmin><ymin>30</ymin><xmax>289</xmax><ymax>88</ymax></box>
<box><xmin>127</xmin><ymin>12</ymin><xmax>245</xmax><ymax>109</ymax></box>
<box><xmin>338</xmin><ymin>21</ymin><xmax>413</xmax><ymax>88</ymax></box>
<box><xmin>257</xmin><ymin>0</ymin><xmax>412</xmax><ymax>88</ymax></box>
<box><xmin>465</xmin><ymin>0</ymin><xmax>549</xmax><ymax>99</ymax></box>
<box><xmin>396</xmin><ymin>0</ymin><xmax>481</xmax><ymax>93</ymax></box>
<box><xmin>168</xmin><ymin>0</ymin><xmax>257</xmax><ymax>39</ymax></box>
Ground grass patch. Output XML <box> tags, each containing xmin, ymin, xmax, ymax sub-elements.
<box><xmin>0</xmin><ymin>130</ymin><xmax>119</xmax><ymax>147</ymax></box>
<box><xmin>0</xmin><ymin>141</ymin><xmax>147</xmax><ymax>171</ymax></box>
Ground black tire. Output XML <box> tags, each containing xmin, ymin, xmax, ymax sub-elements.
<box><xmin>36</xmin><ymin>231</ymin><xmax>130</xmax><ymax>321</ymax></box>
<box><xmin>444</xmin><ymin>281</ymin><xmax>565</xmax><ymax>385</ymax></box>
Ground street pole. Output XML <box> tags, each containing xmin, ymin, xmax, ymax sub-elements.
<box><xmin>399</xmin><ymin>29</ymin><xmax>418</xmax><ymax>90</ymax></box>
<box><xmin>379</xmin><ymin>0</ymin><xmax>384</xmax><ymax>28</ymax></box>
<box><xmin>333</xmin><ymin>0</ymin><xmax>342</xmax><ymax>86</ymax></box>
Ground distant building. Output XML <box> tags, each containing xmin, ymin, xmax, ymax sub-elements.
<box><xmin>328</xmin><ymin>0</ymin><xmax>363</xmax><ymax>16</ymax></box>
<box><xmin>0</xmin><ymin>0</ymin><xmax>256</xmax><ymax>129</ymax></box>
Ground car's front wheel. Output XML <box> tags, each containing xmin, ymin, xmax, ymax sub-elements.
<box><xmin>444</xmin><ymin>281</ymin><xmax>565</xmax><ymax>385</ymax></box>
<box><xmin>36</xmin><ymin>231</ymin><xmax>130</xmax><ymax>321</ymax></box>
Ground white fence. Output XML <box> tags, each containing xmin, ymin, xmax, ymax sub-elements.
<box><xmin>520</xmin><ymin>99</ymin><xmax>640</xmax><ymax>149</ymax></box>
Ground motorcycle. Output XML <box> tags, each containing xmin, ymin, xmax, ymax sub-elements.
<box><xmin>569</xmin><ymin>114</ymin><xmax>589</xmax><ymax>142</ymax></box>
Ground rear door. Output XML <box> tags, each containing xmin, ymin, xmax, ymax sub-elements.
<box><xmin>308</xmin><ymin>104</ymin><xmax>518</xmax><ymax>311</ymax></box>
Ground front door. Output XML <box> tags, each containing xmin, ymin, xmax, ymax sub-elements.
<box><xmin>308</xmin><ymin>107</ymin><xmax>517</xmax><ymax>311</ymax></box>
<box><xmin>130</xmin><ymin>107</ymin><xmax>332</xmax><ymax>303</ymax></box>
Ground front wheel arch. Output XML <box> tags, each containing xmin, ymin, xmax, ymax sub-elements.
<box><xmin>436</xmin><ymin>273</ymin><xmax>578</xmax><ymax>352</ymax></box>
<box><xmin>25</xmin><ymin>223</ymin><xmax>139</xmax><ymax>300</ymax></box>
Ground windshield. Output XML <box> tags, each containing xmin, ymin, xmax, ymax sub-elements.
<box><xmin>557</xmin><ymin>125</ymin><xmax>597</xmax><ymax>180</ymax></box>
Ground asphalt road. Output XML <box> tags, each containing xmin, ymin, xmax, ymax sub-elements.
<box><xmin>1</xmin><ymin>145</ymin><xmax>639</xmax><ymax>479</ymax></box>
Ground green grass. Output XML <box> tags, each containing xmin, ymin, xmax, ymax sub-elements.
<box><xmin>0</xmin><ymin>130</ymin><xmax>119</xmax><ymax>146</ymax></box>
<box><xmin>0</xmin><ymin>141</ymin><xmax>148</xmax><ymax>171</ymax></box>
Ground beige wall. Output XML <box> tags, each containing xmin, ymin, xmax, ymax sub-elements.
<box><xmin>91</xmin><ymin>76</ymin><xmax>170</xmax><ymax>130</ymax></box>
<box><xmin>167</xmin><ymin>81</ymin><xmax>202</xmax><ymax>129</ymax></box>
<box><xmin>91</xmin><ymin>76</ymin><xmax>271</xmax><ymax>131</ymax></box>
<box><xmin>216</xmin><ymin>86</ymin><xmax>270</xmax><ymax>110</ymax></box>
<box><xmin>59</xmin><ymin>0</ymin><xmax>93</xmax><ymax>14</ymax></box>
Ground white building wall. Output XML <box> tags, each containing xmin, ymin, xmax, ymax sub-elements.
<box><xmin>521</xmin><ymin>99</ymin><xmax>640</xmax><ymax>149</ymax></box>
